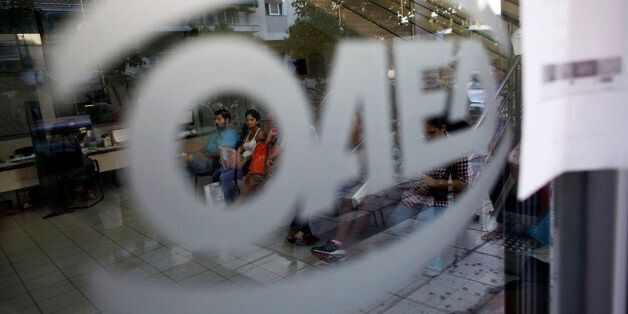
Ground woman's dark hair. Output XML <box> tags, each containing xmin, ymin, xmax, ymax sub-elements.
<box><xmin>237</xmin><ymin>109</ymin><xmax>262</xmax><ymax>145</ymax></box>
<box><xmin>214</xmin><ymin>108</ymin><xmax>231</xmax><ymax>121</ymax></box>
<box><xmin>245</xmin><ymin>108</ymin><xmax>261</xmax><ymax>123</ymax></box>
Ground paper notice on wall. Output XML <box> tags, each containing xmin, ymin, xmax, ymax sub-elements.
<box><xmin>519</xmin><ymin>0</ymin><xmax>628</xmax><ymax>199</ymax></box>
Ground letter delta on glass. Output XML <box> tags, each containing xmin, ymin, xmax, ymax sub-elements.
<box><xmin>53</xmin><ymin>0</ymin><xmax>512</xmax><ymax>313</ymax></box>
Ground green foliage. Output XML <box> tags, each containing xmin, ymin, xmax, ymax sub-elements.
<box><xmin>278</xmin><ymin>0</ymin><xmax>356</xmax><ymax>58</ymax></box>
<box><xmin>278</xmin><ymin>19</ymin><xmax>337</xmax><ymax>58</ymax></box>
<box><xmin>292</xmin><ymin>0</ymin><xmax>314</xmax><ymax>19</ymax></box>
<box><xmin>214</xmin><ymin>22</ymin><xmax>236</xmax><ymax>33</ymax></box>
<box><xmin>192</xmin><ymin>22</ymin><xmax>261</xmax><ymax>41</ymax></box>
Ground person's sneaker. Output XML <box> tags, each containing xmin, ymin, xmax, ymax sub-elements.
<box><xmin>311</xmin><ymin>240</ymin><xmax>346</xmax><ymax>263</ymax></box>
<box><xmin>424</xmin><ymin>256</ymin><xmax>443</xmax><ymax>277</ymax></box>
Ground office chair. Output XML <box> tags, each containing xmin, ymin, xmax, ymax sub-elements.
<box><xmin>34</xmin><ymin>134</ymin><xmax>105</xmax><ymax>219</ymax></box>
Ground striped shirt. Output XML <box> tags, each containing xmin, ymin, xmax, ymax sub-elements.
<box><xmin>402</xmin><ymin>157</ymin><xmax>470</xmax><ymax>208</ymax></box>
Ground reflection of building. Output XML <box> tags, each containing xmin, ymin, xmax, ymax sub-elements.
<box><xmin>0</xmin><ymin>0</ymin><xmax>296</xmax><ymax>132</ymax></box>
<box><xmin>0</xmin><ymin>0</ymin><xmax>299</xmax><ymax>158</ymax></box>
<box><xmin>188</xmin><ymin>0</ymin><xmax>294</xmax><ymax>41</ymax></box>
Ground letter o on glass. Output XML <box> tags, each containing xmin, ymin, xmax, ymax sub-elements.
<box><xmin>129</xmin><ymin>38</ymin><xmax>312</xmax><ymax>251</ymax></box>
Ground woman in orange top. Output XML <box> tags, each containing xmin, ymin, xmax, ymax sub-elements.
<box><xmin>240</xmin><ymin>113</ymin><xmax>279</xmax><ymax>197</ymax></box>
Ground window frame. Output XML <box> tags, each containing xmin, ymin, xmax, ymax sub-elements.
<box><xmin>266</xmin><ymin>3</ymin><xmax>282</xmax><ymax>16</ymax></box>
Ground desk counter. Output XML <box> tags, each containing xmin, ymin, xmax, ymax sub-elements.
<box><xmin>0</xmin><ymin>134</ymin><xmax>208</xmax><ymax>193</ymax></box>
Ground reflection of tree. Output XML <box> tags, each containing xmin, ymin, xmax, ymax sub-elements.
<box><xmin>191</xmin><ymin>22</ymin><xmax>261</xmax><ymax>41</ymax></box>
<box><xmin>278</xmin><ymin>20</ymin><xmax>337</xmax><ymax>58</ymax></box>
<box><xmin>278</xmin><ymin>0</ymin><xmax>360</xmax><ymax>81</ymax></box>
<box><xmin>191</xmin><ymin>22</ymin><xmax>235</xmax><ymax>36</ymax></box>
<box><xmin>0</xmin><ymin>74</ymin><xmax>39</xmax><ymax>136</ymax></box>
<box><xmin>102</xmin><ymin>56</ymin><xmax>139</xmax><ymax>108</ymax></box>
<box><xmin>281</xmin><ymin>0</ymin><xmax>355</xmax><ymax>58</ymax></box>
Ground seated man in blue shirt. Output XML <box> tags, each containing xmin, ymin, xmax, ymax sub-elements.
<box><xmin>186</xmin><ymin>108</ymin><xmax>238</xmax><ymax>176</ymax></box>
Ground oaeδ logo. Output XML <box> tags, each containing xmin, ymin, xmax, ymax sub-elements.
<box><xmin>53</xmin><ymin>0</ymin><xmax>513</xmax><ymax>313</ymax></box>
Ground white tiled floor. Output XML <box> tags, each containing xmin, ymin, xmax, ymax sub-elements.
<box><xmin>0</xmin><ymin>186</ymin><xmax>510</xmax><ymax>313</ymax></box>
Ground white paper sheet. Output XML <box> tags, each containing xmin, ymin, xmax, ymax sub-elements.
<box><xmin>519</xmin><ymin>0</ymin><xmax>628</xmax><ymax>199</ymax></box>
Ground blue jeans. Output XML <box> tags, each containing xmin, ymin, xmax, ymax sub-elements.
<box><xmin>187</xmin><ymin>154</ymin><xmax>218</xmax><ymax>175</ymax></box>
<box><xmin>336</xmin><ymin>175</ymin><xmax>368</xmax><ymax>199</ymax></box>
<box><xmin>389</xmin><ymin>203</ymin><xmax>447</xmax><ymax>275</ymax></box>
<box><xmin>416</xmin><ymin>205</ymin><xmax>447</xmax><ymax>222</ymax></box>
<box><xmin>212</xmin><ymin>168</ymin><xmax>236</xmax><ymax>204</ymax></box>
<box><xmin>389</xmin><ymin>203</ymin><xmax>446</xmax><ymax>226</ymax></box>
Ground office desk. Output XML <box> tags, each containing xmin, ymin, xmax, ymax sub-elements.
<box><xmin>84</xmin><ymin>146</ymin><xmax>130</xmax><ymax>172</ymax></box>
<box><xmin>0</xmin><ymin>135</ymin><xmax>208</xmax><ymax>194</ymax></box>
<box><xmin>0</xmin><ymin>146</ymin><xmax>128</xmax><ymax>194</ymax></box>
<box><xmin>0</xmin><ymin>163</ymin><xmax>38</xmax><ymax>193</ymax></box>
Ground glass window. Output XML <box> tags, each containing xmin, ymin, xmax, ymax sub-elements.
<box><xmin>266</xmin><ymin>3</ymin><xmax>282</xmax><ymax>15</ymax></box>
<box><xmin>225</xmin><ymin>9</ymin><xmax>238</xmax><ymax>25</ymax></box>
<box><xmin>206</xmin><ymin>13</ymin><xmax>215</xmax><ymax>25</ymax></box>
<box><xmin>4</xmin><ymin>2</ymin><xmax>615</xmax><ymax>314</ymax></box>
<box><xmin>216</xmin><ymin>10</ymin><xmax>226</xmax><ymax>24</ymax></box>
<box><xmin>0</xmin><ymin>11</ymin><xmax>41</xmax><ymax>139</ymax></box>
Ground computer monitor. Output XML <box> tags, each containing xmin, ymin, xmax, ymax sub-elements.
<box><xmin>179</xmin><ymin>110</ymin><xmax>194</xmax><ymax>125</ymax></box>
<box><xmin>112</xmin><ymin>128</ymin><xmax>129</xmax><ymax>145</ymax></box>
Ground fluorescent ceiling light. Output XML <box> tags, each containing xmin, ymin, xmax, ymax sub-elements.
<box><xmin>17</xmin><ymin>33</ymin><xmax>42</xmax><ymax>45</ymax></box>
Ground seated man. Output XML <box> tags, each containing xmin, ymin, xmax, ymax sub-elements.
<box><xmin>388</xmin><ymin>116</ymin><xmax>469</xmax><ymax>276</ymax></box>
<box><xmin>186</xmin><ymin>108</ymin><xmax>238</xmax><ymax>178</ymax></box>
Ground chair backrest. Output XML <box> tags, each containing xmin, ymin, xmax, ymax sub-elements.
<box><xmin>49</xmin><ymin>149</ymin><xmax>85</xmax><ymax>175</ymax></box>
<box><xmin>34</xmin><ymin>134</ymin><xmax>86</xmax><ymax>179</ymax></box>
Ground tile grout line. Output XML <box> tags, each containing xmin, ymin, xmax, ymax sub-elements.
<box><xmin>28</xmin><ymin>210</ymin><xmax>147</xmax><ymax>309</ymax></box>
<box><xmin>15</xmin><ymin>214</ymin><xmax>106</xmax><ymax>312</ymax></box>
<box><xmin>5</xmin><ymin>190</ymin><xmax>505</xmax><ymax>313</ymax></box>
<box><xmin>381</xmin><ymin>246</ymin><xmax>506</xmax><ymax>313</ymax></box>
<box><xmin>379</xmin><ymin>240</ymin><xmax>498</xmax><ymax>310</ymax></box>
<box><xmin>75</xmin><ymin>199</ymin><xmax>178</xmax><ymax>258</ymax></box>
<box><xmin>53</xmin><ymin>197</ymin><xmax>195</xmax><ymax>308</ymax></box>
<box><xmin>85</xmin><ymin>203</ymin><xmax>246</xmax><ymax>287</ymax></box>
<box><xmin>40</xmin><ymin>212</ymin><xmax>138</xmax><ymax>313</ymax></box>
<box><xmin>68</xmin><ymin>198</ymin><xmax>222</xmax><ymax>289</ymax></box>
<box><xmin>372</xmin><ymin>293</ymin><xmax>444</xmax><ymax>314</ymax></box>
<box><xmin>71</xmin><ymin>206</ymin><xmax>172</xmax><ymax>268</ymax></box>
<box><xmin>2</xmin><ymin>215</ymin><xmax>50</xmax><ymax>313</ymax></box>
